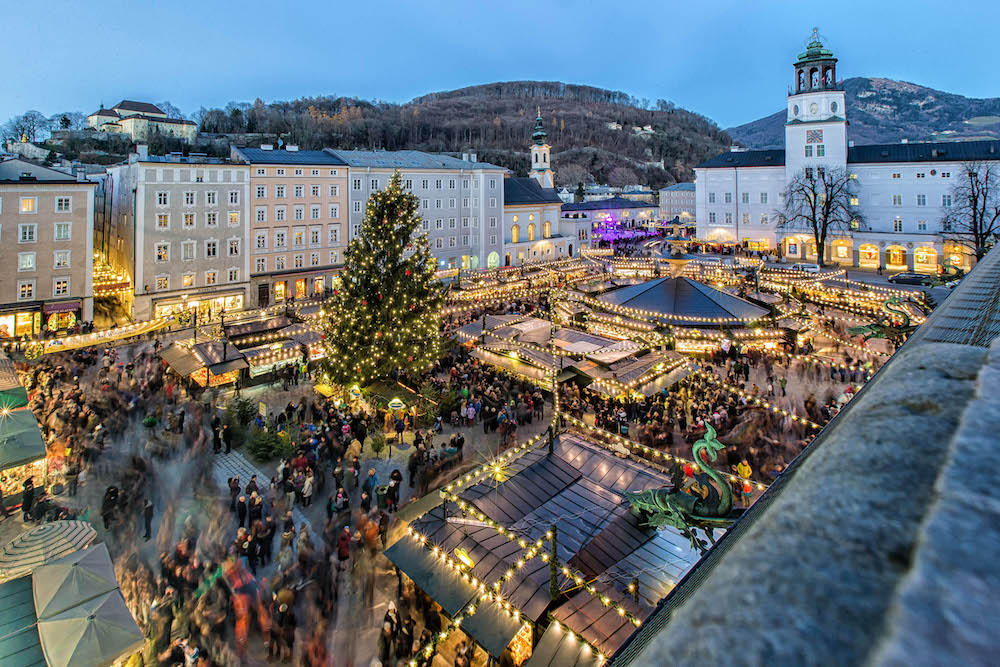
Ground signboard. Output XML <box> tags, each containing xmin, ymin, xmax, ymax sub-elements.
<box><xmin>259</xmin><ymin>402</ymin><xmax>267</xmax><ymax>417</ymax></box>
<box><xmin>387</xmin><ymin>397</ymin><xmax>405</xmax><ymax>411</ymax></box>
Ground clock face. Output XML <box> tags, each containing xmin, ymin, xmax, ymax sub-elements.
<box><xmin>809</xmin><ymin>103</ymin><xmax>819</xmax><ymax>114</ymax></box>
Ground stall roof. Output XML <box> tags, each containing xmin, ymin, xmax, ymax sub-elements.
<box><xmin>452</xmin><ymin>594</ymin><xmax>523</xmax><ymax>659</ymax></box>
<box><xmin>0</xmin><ymin>577</ymin><xmax>44</xmax><ymax>667</ymax></box>
<box><xmin>599</xmin><ymin>277</ymin><xmax>769</xmax><ymax>324</ymax></box>
<box><xmin>0</xmin><ymin>409</ymin><xmax>46</xmax><ymax>471</ymax></box>
<box><xmin>382</xmin><ymin>523</ymin><xmax>480</xmax><ymax>617</ymax></box>
<box><xmin>159</xmin><ymin>343</ymin><xmax>202</xmax><ymax>377</ymax></box>
<box><xmin>279</xmin><ymin>324</ymin><xmax>323</xmax><ymax>346</ymax></box>
<box><xmin>191</xmin><ymin>341</ymin><xmax>249</xmax><ymax>374</ymax></box>
<box><xmin>525</xmin><ymin>620</ymin><xmax>604</xmax><ymax>667</ymax></box>
<box><xmin>552</xmin><ymin>580</ymin><xmax>649</xmax><ymax>657</ymax></box>
<box><xmin>224</xmin><ymin>315</ymin><xmax>291</xmax><ymax>338</ymax></box>
<box><xmin>637</xmin><ymin>365</ymin><xmax>692</xmax><ymax>398</ymax></box>
<box><xmin>470</xmin><ymin>349</ymin><xmax>552</xmax><ymax>383</ymax></box>
<box><xmin>0</xmin><ymin>351</ymin><xmax>28</xmax><ymax>409</ymax></box>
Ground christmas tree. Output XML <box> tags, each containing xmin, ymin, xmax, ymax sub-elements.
<box><xmin>321</xmin><ymin>171</ymin><xmax>444</xmax><ymax>386</ymax></box>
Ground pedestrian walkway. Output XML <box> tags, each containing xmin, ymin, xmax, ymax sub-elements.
<box><xmin>209</xmin><ymin>450</ymin><xmax>314</xmax><ymax>538</ymax></box>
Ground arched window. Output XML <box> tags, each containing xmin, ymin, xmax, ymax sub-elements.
<box><xmin>534</xmin><ymin>153</ymin><xmax>538</xmax><ymax>164</ymax></box>
<box><xmin>527</xmin><ymin>223</ymin><xmax>536</xmax><ymax>241</ymax></box>
<box><xmin>810</xmin><ymin>68</ymin><xmax>819</xmax><ymax>89</ymax></box>
<box><xmin>798</xmin><ymin>70</ymin><xmax>805</xmax><ymax>92</ymax></box>
<box><xmin>543</xmin><ymin>221</ymin><xmax>551</xmax><ymax>238</ymax></box>
<box><xmin>511</xmin><ymin>224</ymin><xmax>520</xmax><ymax>243</ymax></box>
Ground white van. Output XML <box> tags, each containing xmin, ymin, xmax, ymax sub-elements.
<box><xmin>791</xmin><ymin>262</ymin><xmax>821</xmax><ymax>274</ymax></box>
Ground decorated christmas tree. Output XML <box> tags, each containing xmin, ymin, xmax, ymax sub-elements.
<box><xmin>321</xmin><ymin>171</ymin><xmax>444</xmax><ymax>387</ymax></box>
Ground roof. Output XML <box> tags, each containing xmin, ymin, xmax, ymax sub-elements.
<box><xmin>696</xmin><ymin>149</ymin><xmax>785</xmax><ymax>169</ymax></box>
<box><xmin>561</xmin><ymin>197</ymin><xmax>657</xmax><ymax>212</ymax></box>
<box><xmin>847</xmin><ymin>139</ymin><xmax>1000</xmax><ymax>164</ymax></box>
<box><xmin>232</xmin><ymin>146</ymin><xmax>348</xmax><ymax>166</ymax></box>
<box><xmin>660</xmin><ymin>183</ymin><xmax>695</xmax><ymax>192</ymax></box>
<box><xmin>325</xmin><ymin>149</ymin><xmax>504</xmax><ymax>171</ymax></box>
<box><xmin>505</xmin><ymin>177</ymin><xmax>564</xmax><ymax>205</ymax></box>
<box><xmin>113</xmin><ymin>100</ymin><xmax>165</xmax><ymax>115</ymax></box>
<box><xmin>117</xmin><ymin>114</ymin><xmax>194</xmax><ymax>126</ymax></box>
<box><xmin>0</xmin><ymin>409</ymin><xmax>46</xmax><ymax>472</ymax></box>
<box><xmin>0</xmin><ymin>577</ymin><xmax>44</xmax><ymax>667</ymax></box>
<box><xmin>88</xmin><ymin>108</ymin><xmax>119</xmax><ymax>118</ymax></box>
<box><xmin>0</xmin><ymin>158</ymin><xmax>83</xmax><ymax>184</ymax></box>
<box><xmin>598</xmin><ymin>277</ymin><xmax>769</xmax><ymax>324</ymax></box>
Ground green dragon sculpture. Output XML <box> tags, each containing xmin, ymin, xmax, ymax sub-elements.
<box><xmin>930</xmin><ymin>263</ymin><xmax>965</xmax><ymax>286</ymax></box>
<box><xmin>846</xmin><ymin>296</ymin><xmax>917</xmax><ymax>343</ymax></box>
<box><xmin>624</xmin><ymin>424</ymin><xmax>741</xmax><ymax>554</ymax></box>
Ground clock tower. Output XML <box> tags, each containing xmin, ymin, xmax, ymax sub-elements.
<box><xmin>529</xmin><ymin>107</ymin><xmax>555</xmax><ymax>188</ymax></box>
<box><xmin>784</xmin><ymin>28</ymin><xmax>848</xmax><ymax>178</ymax></box>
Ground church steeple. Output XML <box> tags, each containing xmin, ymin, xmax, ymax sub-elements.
<box><xmin>529</xmin><ymin>107</ymin><xmax>554</xmax><ymax>188</ymax></box>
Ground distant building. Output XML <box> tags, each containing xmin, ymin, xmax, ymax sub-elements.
<box><xmin>561</xmin><ymin>196</ymin><xmax>659</xmax><ymax>236</ymax></box>
<box><xmin>621</xmin><ymin>185</ymin><xmax>656</xmax><ymax>203</ymax></box>
<box><xmin>328</xmin><ymin>149</ymin><xmax>506</xmax><ymax>271</ymax></box>
<box><xmin>230</xmin><ymin>145</ymin><xmax>350</xmax><ymax>307</ymax></box>
<box><xmin>503</xmin><ymin>111</ymin><xmax>590</xmax><ymax>265</ymax></box>
<box><xmin>87</xmin><ymin>100</ymin><xmax>196</xmax><ymax>142</ymax></box>
<box><xmin>582</xmin><ymin>184</ymin><xmax>619</xmax><ymax>202</ymax></box>
<box><xmin>659</xmin><ymin>182</ymin><xmax>696</xmax><ymax>223</ymax></box>
<box><xmin>106</xmin><ymin>147</ymin><xmax>250</xmax><ymax>321</ymax></box>
<box><xmin>0</xmin><ymin>158</ymin><xmax>95</xmax><ymax>335</ymax></box>
<box><xmin>557</xmin><ymin>187</ymin><xmax>575</xmax><ymax>204</ymax></box>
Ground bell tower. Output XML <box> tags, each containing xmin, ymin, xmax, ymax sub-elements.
<box><xmin>785</xmin><ymin>28</ymin><xmax>848</xmax><ymax>178</ymax></box>
<box><xmin>529</xmin><ymin>107</ymin><xmax>554</xmax><ymax>188</ymax></box>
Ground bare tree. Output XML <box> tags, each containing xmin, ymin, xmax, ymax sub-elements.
<box><xmin>779</xmin><ymin>166</ymin><xmax>862</xmax><ymax>266</ymax></box>
<box><xmin>941</xmin><ymin>161</ymin><xmax>1000</xmax><ymax>260</ymax></box>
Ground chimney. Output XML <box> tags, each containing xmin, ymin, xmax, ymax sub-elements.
<box><xmin>462</xmin><ymin>153</ymin><xmax>469</xmax><ymax>161</ymax></box>
<box><xmin>470</xmin><ymin>152</ymin><xmax>477</xmax><ymax>162</ymax></box>
<box><xmin>901</xmin><ymin>138</ymin><xmax>908</xmax><ymax>144</ymax></box>
<box><xmin>848</xmin><ymin>140</ymin><xmax>855</xmax><ymax>148</ymax></box>
<box><xmin>286</xmin><ymin>145</ymin><xmax>299</xmax><ymax>152</ymax></box>
<box><xmin>76</xmin><ymin>170</ymin><xmax>86</xmax><ymax>182</ymax></box>
<box><xmin>137</xmin><ymin>144</ymin><xmax>149</xmax><ymax>160</ymax></box>
<box><xmin>730</xmin><ymin>145</ymin><xmax>743</xmax><ymax>152</ymax></box>
<box><xmin>260</xmin><ymin>144</ymin><xmax>274</xmax><ymax>151</ymax></box>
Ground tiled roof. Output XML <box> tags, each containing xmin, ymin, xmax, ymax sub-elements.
<box><xmin>114</xmin><ymin>100</ymin><xmax>165</xmax><ymax>115</ymax></box>
<box><xmin>847</xmin><ymin>139</ymin><xmax>1000</xmax><ymax>164</ymax></box>
<box><xmin>504</xmin><ymin>177</ymin><xmax>564</xmax><ymax>205</ymax></box>
<box><xmin>118</xmin><ymin>114</ymin><xmax>194</xmax><ymax>126</ymax></box>
<box><xmin>89</xmin><ymin>108</ymin><xmax>119</xmax><ymax>118</ymax></box>
<box><xmin>696</xmin><ymin>149</ymin><xmax>786</xmax><ymax>169</ymax></box>
<box><xmin>232</xmin><ymin>146</ymin><xmax>348</xmax><ymax>165</ymax></box>
<box><xmin>0</xmin><ymin>158</ymin><xmax>81</xmax><ymax>183</ymax></box>
<box><xmin>661</xmin><ymin>182</ymin><xmax>695</xmax><ymax>192</ymax></box>
<box><xmin>325</xmin><ymin>149</ymin><xmax>504</xmax><ymax>171</ymax></box>
<box><xmin>599</xmin><ymin>277</ymin><xmax>769</xmax><ymax>323</ymax></box>
<box><xmin>561</xmin><ymin>196</ymin><xmax>657</xmax><ymax>212</ymax></box>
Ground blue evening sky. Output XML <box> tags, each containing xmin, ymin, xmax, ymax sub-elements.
<box><xmin>3</xmin><ymin>0</ymin><xmax>997</xmax><ymax>129</ymax></box>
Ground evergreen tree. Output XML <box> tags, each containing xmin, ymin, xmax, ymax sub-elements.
<box><xmin>321</xmin><ymin>171</ymin><xmax>444</xmax><ymax>386</ymax></box>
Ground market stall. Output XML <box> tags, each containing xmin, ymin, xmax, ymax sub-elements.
<box><xmin>159</xmin><ymin>341</ymin><xmax>248</xmax><ymax>387</ymax></box>
<box><xmin>0</xmin><ymin>351</ymin><xmax>47</xmax><ymax>506</ymax></box>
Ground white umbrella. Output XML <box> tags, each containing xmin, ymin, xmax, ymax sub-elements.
<box><xmin>37</xmin><ymin>590</ymin><xmax>144</xmax><ymax>667</ymax></box>
<box><xmin>0</xmin><ymin>521</ymin><xmax>96</xmax><ymax>582</ymax></box>
<box><xmin>33</xmin><ymin>542</ymin><xmax>117</xmax><ymax>620</ymax></box>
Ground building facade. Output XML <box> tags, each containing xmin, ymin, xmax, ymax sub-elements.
<box><xmin>87</xmin><ymin>100</ymin><xmax>196</xmax><ymax>142</ymax></box>
<box><xmin>330</xmin><ymin>149</ymin><xmax>506</xmax><ymax>270</ymax></box>
<box><xmin>695</xmin><ymin>31</ymin><xmax>997</xmax><ymax>270</ymax></box>
<box><xmin>230</xmin><ymin>146</ymin><xmax>349</xmax><ymax>307</ymax></box>
<box><xmin>107</xmin><ymin>148</ymin><xmax>250</xmax><ymax>321</ymax></box>
<box><xmin>658</xmin><ymin>182</ymin><xmax>696</xmax><ymax>223</ymax></box>
<box><xmin>0</xmin><ymin>159</ymin><xmax>94</xmax><ymax>336</ymax></box>
<box><xmin>503</xmin><ymin>112</ymin><xmax>591</xmax><ymax>265</ymax></box>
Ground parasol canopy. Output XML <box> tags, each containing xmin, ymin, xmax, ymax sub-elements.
<box><xmin>32</xmin><ymin>543</ymin><xmax>117</xmax><ymax>620</ymax></box>
<box><xmin>0</xmin><ymin>521</ymin><xmax>96</xmax><ymax>582</ymax></box>
<box><xmin>36</xmin><ymin>590</ymin><xmax>144</xmax><ymax>667</ymax></box>
<box><xmin>0</xmin><ymin>409</ymin><xmax>46</xmax><ymax>472</ymax></box>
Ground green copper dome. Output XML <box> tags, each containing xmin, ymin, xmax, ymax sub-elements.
<box><xmin>532</xmin><ymin>106</ymin><xmax>548</xmax><ymax>146</ymax></box>
<box><xmin>796</xmin><ymin>28</ymin><xmax>835</xmax><ymax>63</ymax></box>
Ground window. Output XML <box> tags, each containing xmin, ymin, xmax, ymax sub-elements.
<box><xmin>294</xmin><ymin>206</ymin><xmax>304</xmax><ymax>221</ymax></box>
<box><xmin>917</xmin><ymin>194</ymin><xmax>926</xmax><ymax>206</ymax></box>
<box><xmin>435</xmin><ymin>199</ymin><xmax>443</xmax><ymax>209</ymax></box>
<box><xmin>804</xmin><ymin>145</ymin><xmax>813</xmax><ymax>157</ymax></box>
<box><xmin>329</xmin><ymin>251</ymin><xmax>339</xmax><ymax>264</ymax></box>
<box><xmin>294</xmin><ymin>254</ymin><xmax>304</xmax><ymax>268</ymax></box>
<box><xmin>256</xmin><ymin>186</ymin><xmax>266</xmax><ymax>198</ymax></box>
<box><xmin>449</xmin><ymin>179</ymin><xmax>456</xmax><ymax>189</ymax></box>
<box><xmin>761</xmin><ymin>214</ymin><xmax>769</xmax><ymax>225</ymax></box>
<box><xmin>184</xmin><ymin>192</ymin><xmax>195</xmax><ymax>205</ymax></box>
<box><xmin>369</xmin><ymin>180</ymin><xmax>378</xmax><ymax>191</ymax></box>
<box><xmin>275</xmin><ymin>256</ymin><xmax>285</xmax><ymax>270</ymax></box>
<box><xmin>489</xmin><ymin>197</ymin><xmax>497</xmax><ymax>207</ymax></box>
<box><xmin>941</xmin><ymin>172</ymin><xmax>951</xmax><ymax>178</ymax></box>
<box><xmin>490</xmin><ymin>234</ymin><xmax>498</xmax><ymax>245</ymax></box>
<box><xmin>206</xmin><ymin>191</ymin><xmax>217</xmax><ymax>205</ymax></box>
<box><xmin>435</xmin><ymin>238</ymin><xmax>443</xmax><ymax>249</ymax></box>
<box><xmin>157</xmin><ymin>192</ymin><xmax>168</xmax><ymax>206</ymax></box>
<box><xmin>53</xmin><ymin>278</ymin><xmax>69</xmax><ymax>296</ymax></box>
<box><xmin>156</xmin><ymin>214</ymin><xmax>169</xmax><ymax>230</ymax></box>
<box><xmin>294</xmin><ymin>169</ymin><xmax>303</xmax><ymax>176</ymax></box>
<box><xmin>942</xmin><ymin>219</ymin><xmax>952</xmax><ymax>232</ymax></box>
<box><xmin>275</xmin><ymin>207</ymin><xmax>286</xmax><ymax>222</ymax></box>
<box><xmin>760</xmin><ymin>192</ymin><xmax>768</xmax><ymax>204</ymax></box>
<box><xmin>184</xmin><ymin>213</ymin><xmax>195</xmax><ymax>229</ymax></box>
<box><xmin>228</xmin><ymin>268</ymin><xmax>239</xmax><ymax>282</ymax></box>
<box><xmin>205</xmin><ymin>271</ymin><xmax>217</xmax><ymax>285</ymax></box>
<box><xmin>817</xmin><ymin>167</ymin><xmax>825</xmax><ymax>179</ymax></box>
<box><xmin>449</xmin><ymin>218</ymin><xmax>456</xmax><ymax>229</ymax></box>
<box><xmin>725</xmin><ymin>212</ymin><xmax>733</xmax><ymax>224</ymax></box>
<box><xmin>206</xmin><ymin>212</ymin><xmax>218</xmax><ymax>227</ymax></box>
<box><xmin>805</xmin><ymin>168</ymin><xmax>814</xmax><ymax>180</ymax></box>
<box><xmin>256</xmin><ymin>207</ymin><xmax>267</xmax><ymax>222</ymax></box>
<box><xmin>330</xmin><ymin>185</ymin><xmax>339</xmax><ymax>196</ymax></box>
<box><xmin>154</xmin><ymin>276</ymin><xmax>168</xmax><ymax>291</ymax></box>
<box><xmin>892</xmin><ymin>194</ymin><xmax>902</xmax><ymax>206</ymax></box>
<box><xmin>155</xmin><ymin>243</ymin><xmax>169</xmax><ymax>262</ymax></box>
<box><xmin>422</xmin><ymin>220</ymin><xmax>430</xmax><ymax>231</ymax></box>
<box><xmin>892</xmin><ymin>173</ymin><xmax>901</xmax><ymax>179</ymax></box>
<box><xmin>182</xmin><ymin>274</ymin><xmax>194</xmax><ymax>288</ymax></box>
<box><xmin>294</xmin><ymin>185</ymin><xmax>304</xmax><ymax>198</ymax></box>
<box><xmin>490</xmin><ymin>217</ymin><xmax>497</xmax><ymax>227</ymax></box>
<box><xmin>182</xmin><ymin>241</ymin><xmax>195</xmax><ymax>261</ymax></box>
<box><xmin>741</xmin><ymin>192</ymin><xmax>749</xmax><ymax>204</ymax></box>
<box><xmin>19</xmin><ymin>224</ymin><xmax>36</xmax><ymax>242</ymax></box>
<box><xmin>709</xmin><ymin>212</ymin><xmax>716</xmax><ymax>223</ymax></box>
<box><xmin>228</xmin><ymin>211</ymin><xmax>239</xmax><ymax>226</ymax></box>
<box><xmin>816</xmin><ymin>145</ymin><xmax>825</xmax><ymax>157</ymax></box>
<box><xmin>328</xmin><ymin>225</ymin><xmax>340</xmax><ymax>244</ymax></box>
<box><xmin>277</xmin><ymin>169</ymin><xmax>285</xmax><ymax>176</ymax></box>
<box><xmin>353</xmin><ymin>202</ymin><xmax>361</xmax><ymax>213</ymax></box>
<box><xmin>435</xmin><ymin>179</ymin><xmax>442</xmax><ymax>189</ymax></box>
<box><xmin>462</xmin><ymin>217</ymin><xmax>469</xmax><ymax>227</ymax></box>
<box><xmin>275</xmin><ymin>229</ymin><xmax>286</xmax><ymax>248</ymax></box>
<box><xmin>275</xmin><ymin>185</ymin><xmax>286</xmax><ymax>198</ymax></box>
<box><xmin>463</xmin><ymin>198</ymin><xmax>470</xmax><ymax>208</ymax></box>
<box><xmin>511</xmin><ymin>224</ymin><xmax>520</xmax><ymax>243</ymax></box>
<box><xmin>311</xmin><ymin>205</ymin><xmax>321</xmax><ymax>220</ymax></box>
<box><xmin>310</xmin><ymin>227</ymin><xmax>321</xmax><ymax>245</ymax></box>
<box><xmin>462</xmin><ymin>235</ymin><xmax>469</xmax><ymax>245</ymax></box>
<box><xmin>352</xmin><ymin>178</ymin><xmax>362</xmax><ymax>190</ymax></box>
<box><xmin>311</xmin><ymin>169</ymin><xmax>319</xmax><ymax>176</ymax></box>
<box><xmin>893</xmin><ymin>218</ymin><xmax>903</xmax><ymax>232</ymax></box>
<box><xmin>293</xmin><ymin>229</ymin><xmax>305</xmax><ymax>246</ymax></box>
<box><xmin>310</xmin><ymin>252</ymin><xmax>320</xmax><ymax>266</ymax></box>
<box><xmin>205</xmin><ymin>240</ymin><xmax>218</xmax><ymax>258</ymax></box>
<box><xmin>916</xmin><ymin>173</ymin><xmax>925</xmax><ymax>179</ymax></box>
<box><xmin>17</xmin><ymin>280</ymin><xmax>33</xmax><ymax>300</ymax></box>
<box><xmin>18</xmin><ymin>252</ymin><xmax>35</xmax><ymax>271</ymax></box>
<box><xmin>489</xmin><ymin>178</ymin><xmax>497</xmax><ymax>189</ymax></box>
<box><xmin>724</xmin><ymin>192</ymin><xmax>732</xmax><ymax>204</ymax></box>
<box><xmin>448</xmin><ymin>198</ymin><xmax>456</xmax><ymax>208</ymax></box>
<box><xmin>435</xmin><ymin>219</ymin><xmax>443</xmax><ymax>230</ymax></box>
<box><xmin>54</xmin><ymin>250</ymin><xmax>70</xmax><ymax>268</ymax></box>
<box><xmin>742</xmin><ymin>213</ymin><xmax>750</xmax><ymax>225</ymax></box>
<box><xmin>311</xmin><ymin>185</ymin><xmax>320</xmax><ymax>197</ymax></box>
<box><xmin>449</xmin><ymin>237</ymin><xmax>457</xmax><ymax>247</ymax></box>
<box><xmin>329</xmin><ymin>204</ymin><xmax>339</xmax><ymax>219</ymax></box>
<box><xmin>708</xmin><ymin>193</ymin><xmax>715</xmax><ymax>204</ymax></box>
<box><xmin>943</xmin><ymin>194</ymin><xmax>953</xmax><ymax>207</ymax></box>
<box><xmin>421</xmin><ymin>180</ymin><xmax>429</xmax><ymax>189</ymax></box>
<box><xmin>256</xmin><ymin>168</ymin><xmax>266</xmax><ymax>176</ymax></box>
<box><xmin>228</xmin><ymin>239</ymin><xmax>240</xmax><ymax>256</ymax></box>
<box><xmin>56</xmin><ymin>197</ymin><xmax>71</xmax><ymax>212</ymax></box>
<box><xmin>229</xmin><ymin>191</ymin><xmax>239</xmax><ymax>204</ymax></box>
<box><xmin>404</xmin><ymin>179</ymin><xmax>413</xmax><ymax>190</ymax></box>
<box><xmin>918</xmin><ymin>220</ymin><xmax>927</xmax><ymax>231</ymax></box>
<box><xmin>254</xmin><ymin>232</ymin><xmax>267</xmax><ymax>250</ymax></box>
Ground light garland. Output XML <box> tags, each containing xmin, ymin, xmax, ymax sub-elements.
<box><xmin>688</xmin><ymin>368</ymin><xmax>823</xmax><ymax>429</ymax></box>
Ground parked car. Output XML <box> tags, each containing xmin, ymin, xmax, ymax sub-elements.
<box><xmin>791</xmin><ymin>262</ymin><xmax>821</xmax><ymax>273</ymax></box>
<box><xmin>887</xmin><ymin>272</ymin><xmax>934</xmax><ymax>286</ymax></box>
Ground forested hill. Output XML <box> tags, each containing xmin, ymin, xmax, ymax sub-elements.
<box><xmin>194</xmin><ymin>81</ymin><xmax>733</xmax><ymax>189</ymax></box>
<box><xmin>728</xmin><ymin>77</ymin><xmax>1000</xmax><ymax>148</ymax></box>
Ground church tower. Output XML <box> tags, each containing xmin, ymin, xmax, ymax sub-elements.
<box><xmin>529</xmin><ymin>107</ymin><xmax>554</xmax><ymax>188</ymax></box>
<box><xmin>784</xmin><ymin>29</ymin><xmax>848</xmax><ymax>178</ymax></box>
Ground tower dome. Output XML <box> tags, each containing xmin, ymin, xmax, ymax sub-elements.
<box><xmin>792</xmin><ymin>28</ymin><xmax>838</xmax><ymax>95</ymax></box>
<box><xmin>532</xmin><ymin>106</ymin><xmax>548</xmax><ymax>146</ymax></box>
